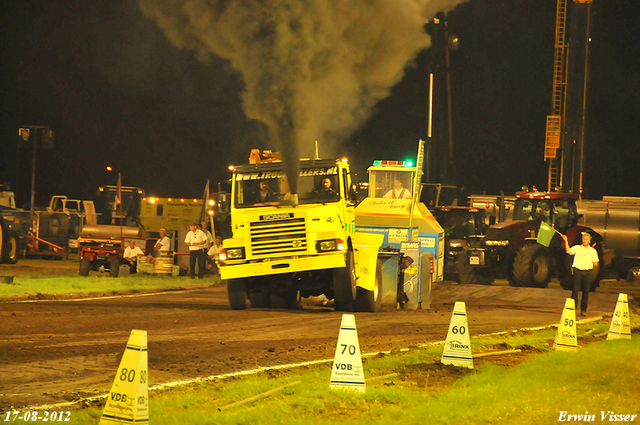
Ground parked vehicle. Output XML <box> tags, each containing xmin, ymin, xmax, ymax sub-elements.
<box><xmin>458</xmin><ymin>188</ymin><xmax>603</xmax><ymax>290</ymax></box>
<box><xmin>78</xmin><ymin>225</ymin><xmax>149</xmax><ymax>277</ymax></box>
<box><xmin>577</xmin><ymin>196</ymin><xmax>640</xmax><ymax>279</ymax></box>
<box><xmin>432</xmin><ymin>206</ymin><xmax>490</xmax><ymax>280</ymax></box>
<box><xmin>0</xmin><ymin>215</ymin><xmax>20</xmax><ymax>264</ymax></box>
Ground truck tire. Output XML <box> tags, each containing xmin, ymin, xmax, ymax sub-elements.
<box><xmin>354</xmin><ymin>262</ymin><xmax>383</xmax><ymax>313</ymax></box>
<box><xmin>512</xmin><ymin>244</ymin><xmax>551</xmax><ymax>288</ymax></box>
<box><xmin>457</xmin><ymin>250</ymin><xmax>493</xmax><ymax>285</ymax></box>
<box><xmin>333</xmin><ymin>250</ymin><xmax>356</xmax><ymax>312</ymax></box>
<box><xmin>2</xmin><ymin>231</ymin><xmax>20</xmax><ymax>264</ymax></box>
<box><xmin>79</xmin><ymin>257</ymin><xmax>91</xmax><ymax>276</ymax></box>
<box><xmin>227</xmin><ymin>278</ymin><xmax>249</xmax><ymax>310</ymax></box>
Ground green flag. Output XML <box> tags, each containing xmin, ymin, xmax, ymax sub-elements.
<box><xmin>537</xmin><ymin>221</ymin><xmax>556</xmax><ymax>247</ymax></box>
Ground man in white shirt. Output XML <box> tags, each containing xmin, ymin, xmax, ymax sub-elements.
<box><xmin>207</xmin><ymin>235</ymin><xmax>223</xmax><ymax>276</ymax></box>
<box><xmin>562</xmin><ymin>232</ymin><xmax>599</xmax><ymax>316</ymax></box>
<box><xmin>153</xmin><ymin>228</ymin><xmax>171</xmax><ymax>253</ymax></box>
<box><xmin>123</xmin><ymin>240</ymin><xmax>144</xmax><ymax>274</ymax></box>
<box><xmin>201</xmin><ymin>221</ymin><xmax>213</xmax><ymax>249</ymax></box>
<box><xmin>185</xmin><ymin>223</ymin><xmax>207</xmax><ymax>279</ymax></box>
<box><xmin>383</xmin><ymin>177</ymin><xmax>411</xmax><ymax>199</ymax></box>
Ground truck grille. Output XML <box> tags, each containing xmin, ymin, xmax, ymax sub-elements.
<box><xmin>250</xmin><ymin>218</ymin><xmax>307</xmax><ymax>256</ymax></box>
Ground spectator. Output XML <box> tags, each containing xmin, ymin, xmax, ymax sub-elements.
<box><xmin>207</xmin><ymin>235</ymin><xmax>223</xmax><ymax>276</ymax></box>
<box><xmin>184</xmin><ymin>223</ymin><xmax>207</xmax><ymax>279</ymax></box>
<box><xmin>153</xmin><ymin>228</ymin><xmax>171</xmax><ymax>253</ymax></box>
<box><xmin>123</xmin><ymin>240</ymin><xmax>144</xmax><ymax>274</ymax></box>
<box><xmin>201</xmin><ymin>221</ymin><xmax>213</xmax><ymax>249</ymax></box>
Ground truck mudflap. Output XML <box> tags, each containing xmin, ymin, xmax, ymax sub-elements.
<box><xmin>351</xmin><ymin>231</ymin><xmax>384</xmax><ymax>292</ymax></box>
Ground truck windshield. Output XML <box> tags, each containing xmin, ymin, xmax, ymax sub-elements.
<box><xmin>368</xmin><ymin>170</ymin><xmax>414</xmax><ymax>199</ymax></box>
<box><xmin>234</xmin><ymin>167</ymin><xmax>341</xmax><ymax>208</ymax></box>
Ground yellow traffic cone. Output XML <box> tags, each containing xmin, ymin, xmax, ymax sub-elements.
<box><xmin>330</xmin><ymin>314</ymin><xmax>365</xmax><ymax>392</ymax></box>
<box><xmin>441</xmin><ymin>301</ymin><xmax>473</xmax><ymax>368</ymax></box>
<box><xmin>554</xmin><ymin>298</ymin><xmax>577</xmax><ymax>352</ymax></box>
<box><xmin>607</xmin><ymin>293</ymin><xmax>632</xmax><ymax>340</ymax></box>
<box><xmin>100</xmin><ymin>330</ymin><xmax>149</xmax><ymax>424</ymax></box>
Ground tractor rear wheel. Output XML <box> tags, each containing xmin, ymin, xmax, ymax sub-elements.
<box><xmin>457</xmin><ymin>250</ymin><xmax>493</xmax><ymax>285</ymax></box>
<box><xmin>512</xmin><ymin>244</ymin><xmax>551</xmax><ymax>288</ymax></box>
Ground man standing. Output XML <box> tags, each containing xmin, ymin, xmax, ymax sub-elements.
<box><xmin>201</xmin><ymin>221</ymin><xmax>213</xmax><ymax>250</ymax></box>
<box><xmin>185</xmin><ymin>223</ymin><xmax>207</xmax><ymax>279</ymax></box>
<box><xmin>123</xmin><ymin>240</ymin><xmax>144</xmax><ymax>274</ymax></box>
<box><xmin>562</xmin><ymin>232</ymin><xmax>599</xmax><ymax>316</ymax></box>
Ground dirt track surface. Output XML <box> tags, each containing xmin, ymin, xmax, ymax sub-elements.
<box><xmin>0</xmin><ymin>260</ymin><xmax>637</xmax><ymax>410</ymax></box>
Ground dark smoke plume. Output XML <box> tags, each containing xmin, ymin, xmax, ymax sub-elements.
<box><xmin>139</xmin><ymin>0</ymin><xmax>462</xmax><ymax>194</ymax></box>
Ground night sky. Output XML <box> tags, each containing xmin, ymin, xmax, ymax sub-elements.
<box><xmin>1</xmin><ymin>0</ymin><xmax>639</xmax><ymax>208</ymax></box>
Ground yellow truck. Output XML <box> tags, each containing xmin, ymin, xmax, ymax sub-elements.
<box><xmin>219</xmin><ymin>151</ymin><xmax>383</xmax><ymax>311</ymax></box>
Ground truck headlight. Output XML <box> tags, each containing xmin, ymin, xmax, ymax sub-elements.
<box><xmin>221</xmin><ymin>247</ymin><xmax>245</xmax><ymax>260</ymax></box>
<box><xmin>316</xmin><ymin>239</ymin><xmax>343</xmax><ymax>252</ymax></box>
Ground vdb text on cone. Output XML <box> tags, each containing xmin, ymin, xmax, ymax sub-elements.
<box><xmin>330</xmin><ymin>314</ymin><xmax>366</xmax><ymax>392</ymax></box>
<box><xmin>100</xmin><ymin>330</ymin><xmax>149</xmax><ymax>425</ymax></box>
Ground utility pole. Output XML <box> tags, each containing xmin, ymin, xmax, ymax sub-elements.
<box><xmin>425</xmin><ymin>12</ymin><xmax>459</xmax><ymax>184</ymax></box>
<box><xmin>18</xmin><ymin>126</ymin><xmax>55</xmax><ymax>227</ymax></box>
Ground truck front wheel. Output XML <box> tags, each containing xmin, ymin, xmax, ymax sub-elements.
<box><xmin>354</xmin><ymin>262</ymin><xmax>383</xmax><ymax>313</ymax></box>
<box><xmin>333</xmin><ymin>250</ymin><xmax>356</xmax><ymax>312</ymax></box>
<box><xmin>512</xmin><ymin>244</ymin><xmax>551</xmax><ymax>288</ymax></box>
<box><xmin>227</xmin><ymin>278</ymin><xmax>249</xmax><ymax>310</ymax></box>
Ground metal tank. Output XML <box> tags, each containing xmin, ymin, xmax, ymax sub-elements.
<box><xmin>577</xmin><ymin>196</ymin><xmax>640</xmax><ymax>262</ymax></box>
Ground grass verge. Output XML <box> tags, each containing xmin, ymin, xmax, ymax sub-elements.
<box><xmin>0</xmin><ymin>274</ymin><xmax>216</xmax><ymax>299</ymax></box>
<box><xmin>63</xmin><ymin>321</ymin><xmax>639</xmax><ymax>424</ymax></box>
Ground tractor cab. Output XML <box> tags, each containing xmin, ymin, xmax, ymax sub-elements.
<box><xmin>512</xmin><ymin>189</ymin><xmax>579</xmax><ymax>233</ymax></box>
